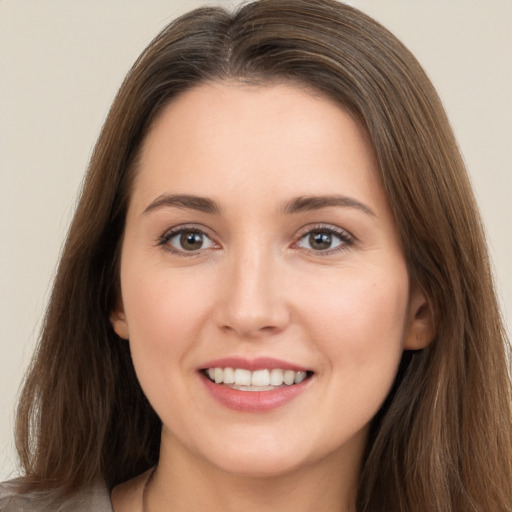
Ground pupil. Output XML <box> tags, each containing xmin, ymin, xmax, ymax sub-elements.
<box><xmin>310</xmin><ymin>231</ymin><xmax>332</xmax><ymax>250</ymax></box>
<box><xmin>180</xmin><ymin>232</ymin><xmax>203</xmax><ymax>250</ymax></box>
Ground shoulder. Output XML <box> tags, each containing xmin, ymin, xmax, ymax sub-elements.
<box><xmin>0</xmin><ymin>479</ymin><xmax>113</xmax><ymax>512</ymax></box>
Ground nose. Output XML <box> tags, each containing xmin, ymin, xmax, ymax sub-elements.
<box><xmin>215</xmin><ymin>246</ymin><xmax>290</xmax><ymax>339</ymax></box>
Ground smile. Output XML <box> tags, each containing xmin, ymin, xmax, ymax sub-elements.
<box><xmin>204</xmin><ymin>367</ymin><xmax>310</xmax><ymax>391</ymax></box>
<box><xmin>199</xmin><ymin>359</ymin><xmax>314</xmax><ymax>412</ymax></box>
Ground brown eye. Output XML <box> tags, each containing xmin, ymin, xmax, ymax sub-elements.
<box><xmin>297</xmin><ymin>227</ymin><xmax>351</xmax><ymax>253</ymax></box>
<box><xmin>308</xmin><ymin>231</ymin><xmax>333</xmax><ymax>250</ymax></box>
<box><xmin>180</xmin><ymin>231</ymin><xmax>205</xmax><ymax>251</ymax></box>
<box><xmin>164</xmin><ymin>229</ymin><xmax>215</xmax><ymax>253</ymax></box>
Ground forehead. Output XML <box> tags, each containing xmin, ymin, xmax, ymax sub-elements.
<box><xmin>130</xmin><ymin>81</ymin><xmax>385</xmax><ymax>214</ymax></box>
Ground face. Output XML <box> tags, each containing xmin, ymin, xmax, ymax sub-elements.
<box><xmin>112</xmin><ymin>81</ymin><xmax>430</xmax><ymax>479</ymax></box>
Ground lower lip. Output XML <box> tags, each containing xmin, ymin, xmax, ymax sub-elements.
<box><xmin>200</xmin><ymin>373</ymin><xmax>312</xmax><ymax>412</ymax></box>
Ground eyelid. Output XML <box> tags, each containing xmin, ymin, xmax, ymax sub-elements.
<box><xmin>155</xmin><ymin>222</ymin><xmax>354</xmax><ymax>256</ymax></box>
<box><xmin>292</xmin><ymin>223</ymin><xmax>355</xmax><ymax>254</ymax></box>
<box><xmin>156</xmin><ymin>224</ymin><xmax>220</xmax><ymax>255</ymax></box>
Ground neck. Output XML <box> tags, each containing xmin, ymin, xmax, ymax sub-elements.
<box><xmin>147</xmin><ymin>430</ymin><xmax>363</xmax><ymax>512</ymax></box>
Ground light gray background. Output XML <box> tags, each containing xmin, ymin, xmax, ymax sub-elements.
<box><xmin>1</xmin><ymin>0</ymin><xmax>511</xmax><ymax>479</ymax></box>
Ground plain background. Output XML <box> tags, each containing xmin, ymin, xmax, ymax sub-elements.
<box><xmin>1</xmin><ymin>0</ymin><xmax>511</xmax><ymax>480</ymax></box>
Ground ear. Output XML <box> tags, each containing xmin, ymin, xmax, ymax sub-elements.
<box><xmin>404</xmin><ymin>284</ymin><xmax>435</xmax><ymax>350</ymax></box>
<box><xmin>110</xmin><ymin>301</ymin><xmax>129</xmax><ymax>340</ymax></box>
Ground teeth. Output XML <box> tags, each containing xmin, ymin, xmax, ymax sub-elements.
<box><xmin>294</xmin><ymin>371</ymin><xmax>307</xmax><ymax>384</ymax></box>
<box><xmin>205</xmin><ymin>367</ymin><xmax>309</xmax><ymax>388</ymax></box>
<box><xmin>234</xmin><ymin>368</ymin><xmax>251</xmax><ymax>386</ymax></box>
<box><xmin>251</xmin><ymin>369</ymin><xmax>270</xmax><ymax>386</ymax></box>
<box><xmin>283</xmin><ymin>370</ymin><xmax>295</xmax><ymax>385</ymax></box>
<box><xmin>223</xmin><ymin>367</ymin><xmax>235</xmax><ymax>384</ymax></box>
<box><xmin>270</xmin><ymin>368</ymin><xmax>284</xmax><ymax>386</ymax></box>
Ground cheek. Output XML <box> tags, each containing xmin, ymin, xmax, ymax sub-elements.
<box><xmin>298</xmin><ymin>266</ymin><xmax>409</xmax><ymax>375</ymax></box>
<box><xmin>300</xmin><ymin>270</ymin><xmax>409</xmax><ymax>438</ymax></box>
<box><xmin>120</xmin><ymin>269</ymin><xmax>219</xmax><ymax>430</ymax></box>
<box><xmin>121</xmin><ymin>268</ymin><xmax>214</xmax><ymax>374</ymax></box>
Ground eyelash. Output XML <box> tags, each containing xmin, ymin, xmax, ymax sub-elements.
<box><xmin>156</xmin><ymin>224</ymin><xmax>355</xmax><ymax>256</ymax></box>
<box><xmin>156</xmin><ymin>225</ymin><xmax>217</xmax><ymax>256</ymax></box>
<box><xmin>294</xmin><ymin>224</ymin><xmax>354</xmax><ymax>255</ymax></box>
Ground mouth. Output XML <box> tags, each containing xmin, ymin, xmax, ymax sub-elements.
<box><xmin>201</xmin><ymin>367</ymin><xmax>314</xmax><ymax>392</ymax></box>
<box><xmin>198</xmin><ymin>357</ymin><xmax>315</xmax><ymax>411</ymax></box>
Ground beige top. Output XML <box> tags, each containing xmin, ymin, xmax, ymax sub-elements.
<box><xmin>0</xmin><ymin>480</ymin><xmax>113</xmax><ymax>512</ymax></box>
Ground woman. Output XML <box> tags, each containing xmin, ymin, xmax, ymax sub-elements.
<box><xmin>1</xmin><ymin>0</ymin><xmax>511</xmax><ymax>511</ymax></box>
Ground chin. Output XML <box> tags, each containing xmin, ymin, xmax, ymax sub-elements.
<box><xmin>192</xmin><ymin>431</ymin><xmax>335</xmax><ymax>480</ymax></box>
<box><xmin>212</xmin><ymin>450</ymin><xmax>308</xmax><ymax>479</ymax></box>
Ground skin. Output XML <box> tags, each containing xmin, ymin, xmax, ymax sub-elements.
<box><xmin>111</xmin><ymin>81</ymin><xmax>432</xmax><ymax>512</ymax></box>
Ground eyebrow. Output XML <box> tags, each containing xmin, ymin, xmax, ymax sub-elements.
<box><xmin>141</xmin><ymin>194</ymin><xmax>221</xmax><ymax>216</ymax></box>
<box><xmin>283</xmin><ymin>195</ymin><xmax>375</xmax><ymax>217</ymax></box>
<box><xmin>141</xmin><ymin>193</ymin><xmax>375</xmax><ymax>218</ymax></box>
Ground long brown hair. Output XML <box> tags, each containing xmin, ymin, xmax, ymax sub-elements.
<box><xmin>15</xmin><ymin>1</ymin><xmax>512</xmax><ymax>510</ymax></box>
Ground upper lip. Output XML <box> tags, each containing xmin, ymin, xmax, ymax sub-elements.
<box><xmin>200</xmin><ymin>357</ymin><xmax>310</xmax><ymax>372</ymax></box>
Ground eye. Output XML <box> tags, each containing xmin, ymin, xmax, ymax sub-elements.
<box><xmin>296</xmin><ymin>226</ymin><xmax>353</xmax><ymax>253</ymax></box>
<box><xmin>159</xmin><ymin>228</ymin><xmax>216</xmax><ymax>253</ymax></box>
